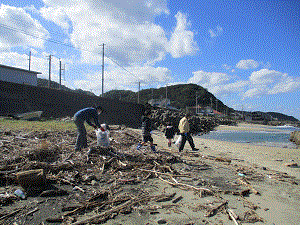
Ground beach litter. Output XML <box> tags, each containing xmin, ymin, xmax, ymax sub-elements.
<box><xmin>1</xmin><ymin>125</ymin><xmax>300</xmax><ymax>224</ymax></box>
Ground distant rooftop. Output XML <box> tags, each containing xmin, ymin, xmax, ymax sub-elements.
<box><xmin>0</xmin><ymin>64</ymin><xmax>41</xmax><ymax>75</ymax></box>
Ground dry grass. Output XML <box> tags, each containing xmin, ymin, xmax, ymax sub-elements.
<box><xmin>0</xmin><ymin>117</ymin><xmax>93</xmax><ymax>132</ymax></box>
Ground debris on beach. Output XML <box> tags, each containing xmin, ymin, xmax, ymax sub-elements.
<box><xmin>0</xmin><ymin>124</ymin><xmax>299</xmax><ymax>224</ymax></box>
<box><xmin>149</xmin><ymin>108</ymin><xmax>237</xmax><ymax>134</ymax></box>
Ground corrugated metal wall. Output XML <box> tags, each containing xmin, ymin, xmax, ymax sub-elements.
<box><xmin>0</xmin><ymin>66</ymin><xmax>37</xmax><ymax>86</ymax></box>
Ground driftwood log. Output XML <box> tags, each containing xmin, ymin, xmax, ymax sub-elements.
<box><xmin>238</xmin><ymin>178</ymin><xmax>260</xmax><ymax>195</ymax></box>
<box><xmin>71</xmin><ymin>193</ymin><xmax>175</xmax><ymax>225</ymax></box>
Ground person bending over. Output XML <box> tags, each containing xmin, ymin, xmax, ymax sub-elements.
<box><xmin>74</xmin><ymin>106</ymin><xmax>103</xmax><ymax>151</ymax></box>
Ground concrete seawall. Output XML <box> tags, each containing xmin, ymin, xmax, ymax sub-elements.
<box><xmin>0</xmin><ymin>81</ymin><xmax>145</xmax><ymax>128</ymax></box>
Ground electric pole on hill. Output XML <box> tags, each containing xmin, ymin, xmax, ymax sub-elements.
<box><xmin>138</xmin><ymin>81</ymin><xmax>141</xmax><ymax>104</ymax></box>
<box><xmin>28</xmin><ymin>51</ymin><xmax>31</xmax><ymax>71</ymax></box>
<box><xmin>48</xmin><ymin>55</ymin><xmax>52</xmax><ymax>88</ymax></box>
<box><xmin>165</xmin><ymin>84</ymin><xmax>168</xmax><ymax>99</ymax></box>
<box><xmin>59</xmin><ymin>59</ymin><xmax>65</xmax><ymax>90</ymax></box>
<box><xmin>101</xmin><ymin>43</ymin><xmax>105</xmax><ymax>96</ymax></box>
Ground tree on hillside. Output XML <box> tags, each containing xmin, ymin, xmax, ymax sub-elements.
<box><xmin>104</xmin><ymin>83</ymin><xmax>234</xmax><ymax>114</ymax></box>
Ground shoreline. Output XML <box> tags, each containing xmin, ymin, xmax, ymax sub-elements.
<box><xmin>147</xmin><ymin>126</ymin><xmax>300</xmax><ymax>224</ymax></box>
<box><xmin>204</xmin><ymin>122</ymin><xmax>299</xmax><ymax>149</ymax></box>
<box><xmin>150</xmin><ymin>123</ymin><xmax>300</xmax><ymax>180</ymax></box>
<box><xmin>216</xmin><ymin>122</ymin><xmax>300</xmax><ymax>132</ymax></box>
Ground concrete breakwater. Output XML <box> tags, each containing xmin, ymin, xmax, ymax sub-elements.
<box><xmin>150</xmin><ymin>108</ymin><xmax>237</xmax><ymax>135</ymax></box>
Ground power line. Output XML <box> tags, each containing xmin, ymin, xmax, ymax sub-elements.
<box><xmin>0</xmin><ymin>23</ymin><xmax>98</xmax><ymax>54</ymax></box>
<box><xmin>0</xmin><ymin>23</ymin><xmax>139</xmax><ymax>78</ymax></box>
<box><xmin>0</xmin><ymin>22</ymin><xmax>163</xmax><ymax>92</ymax></box>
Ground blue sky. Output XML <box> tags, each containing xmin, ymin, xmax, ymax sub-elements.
<box><xmin>0</xmin><ymin>0</ymin><xmax>299</xmax><ymax>119</ymax></box>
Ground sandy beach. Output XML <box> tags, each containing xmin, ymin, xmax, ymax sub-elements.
<box><xmin>137</xmin><ymin>123</ymin><xmax>300</xmax><ymax>225</ymax></box>
<box><xmin>1</xmin><ymin>122</ymin><xmax>299</xmax><ymax>225</ymax></box>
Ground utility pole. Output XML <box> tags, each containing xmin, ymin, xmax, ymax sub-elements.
<box><xmin>196</xmin><ymin>95</ymin><xmax>199</xmax><ymax>114</ymax></box>
<box><xmin>165</xmin><ymin>84</ymin><xmax>168</xmax><ymax>99</ymax></box>
<box><xmin>101</xmin><ymin>43</ymin><xmax>105</xmax><ymax>96</ymax></box>
<box><xmin>137</xmin><ymin>81</ymin><xmax>140</xmax><ymax>104</ymax></box>
<box><xmin>59</xmin><ymin>59</ymin><xmax>64</xmax><ymax>90</ymax></box>
<box><xmin>151</xmin><ymin>88</ymin><xmax>154</xmax><ymax>100</ymax></box>
<box><xmin>48</xmin><ymin>55</ymin><xmax>52</xmax><ymax>88</ymax></box>
<box><xmin>28</xmin><ymin>51</ymin><xmax>31</xmax><ymax>71</ymax></box>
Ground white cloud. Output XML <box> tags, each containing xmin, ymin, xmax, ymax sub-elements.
<box><xmin>222</xmin><ymin>64</ymin><xmax>231</xmax><ymax>70</ymax></box>
<box><xmin>244</xmin><ymin>88</ymin><xmax>263</xmax><ymax>98</ymax></box>
<box><xmin>39</xmin><ymin>0</ymin><xmax>172</xmax><ymax>66</ymax></box>
<box><xmin>249</xmin><ymin>69</ymin><xmax>300</xmax><ymax>95</ymax></box>
<box><xmin>222</xmin><ymin>80</ymin><xmax>249</xmax><ymax>93</ymax></box>
<box><xmin>209</xmin><ymin>25</ymin><xmax>223</xmax><ymax>38</ymax></box>
<box><xmin>40</xmin><ymin>6</ymin><xmax>70</xmax><ymax>30</ymax></box>
<box><xmin>0</xmin><ymin>4</ymin><xmax>49</xmax><ymax>49</ymax></box>
<box><xmin>236</xmin><ymin>59</ymin><xmax>259</xmax><ymax>70</ymax></box>
<box><xmin>188</xmin><ymin>68</ymin><xmax>300</xmax><ymax>99</ymax></box>
<box><xmin>167</xmin><ymin>12</ymin><xmax>198</xmax><ymax>58</ymax></box>
<box><xmin>250</xmin><ymin>69</ymin><xmax>282</xmax><ymax>85</ymax></box>
<box><xmin>188</xmin><ymin>70</ymin><xmax>231</xmax><ymax>94</ymax></box>
<box><xmin>39</xmin><ymin>1</ymin><xmax>197</xmax><ymax>66</ymax></box>
<box><xmin>189</xmin><ymin>70</ymin><xmax>231</xmax><ymax>85</ymax></box>
<box><xmin>73</xmin><ymin>64</ymin><xmax>173</xmax><ymax>93</ymax></box>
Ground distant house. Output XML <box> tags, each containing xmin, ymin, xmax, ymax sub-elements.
<box><xmin>148</xmin><ymin>98</ymin><xmax>171</xmax><ymax>108</ymax></box>
<box><xmin>0</xmin><ymin>64</ymin><xmax>40</xmax><ymax>86</ymax></box>
<box><xmin>148</xmin><ymin>98</ymin><xmax>179</xmax><ymax>110</ymax></box>
<box><xmin>212</xmin><ymin>109</ymin><xmax>224</xmax><ymax>116</ymax></box>
<box><xmin>190</xmin><ymin>106</ymin><xmax>214</xmax><ymax>115</ymax></box>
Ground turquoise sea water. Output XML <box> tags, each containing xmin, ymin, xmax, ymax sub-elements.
<box><xmin>199</xmin><ymin>125</ymin><xmax>300</xmax><ymax>149</ymax></box>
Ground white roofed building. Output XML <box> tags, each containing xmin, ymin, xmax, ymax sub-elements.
<box><xmin>0</xmin><ymin>64</ymin><xmax>40</xmax><ymax>86</ymax></box>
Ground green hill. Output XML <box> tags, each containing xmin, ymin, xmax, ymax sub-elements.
<box><xmin>104</xmin><ymin>83</ymin><xmax>234</xmax><ymax>114</ymax></box>
<box><xmin>37</xmin><ymin>78</ymin><xmax>95</xmax><ymax>96</ymax></box>
<box><xmin>266</xmin><ymin>112</ymin><xmax>298</xmax><ymax>122</ymax></box>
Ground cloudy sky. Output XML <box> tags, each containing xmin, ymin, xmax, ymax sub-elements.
<box><xmin>0</xmin><ymin>0</ymin><xmax>299</xmax><ymax>119</ymax></box>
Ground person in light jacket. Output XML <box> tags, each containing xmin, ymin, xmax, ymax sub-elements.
<box><xmin>73</xmin><ymin>106</ymin><xmax>103</xmax><ymax>151</ymax></box>
<box><xmin>178</xmin><ymin>113</ymin><xmax>198</xmax><ymax>152</ymax></box>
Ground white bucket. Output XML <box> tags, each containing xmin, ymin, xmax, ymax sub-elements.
<box><xmin>95</xmin><ymin>129</ymin><xmax>110</xmax><ymax>147</ymax></box>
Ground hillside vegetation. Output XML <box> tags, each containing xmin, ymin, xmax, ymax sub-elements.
<box><xmin>104</xmin><ymin>83</ymin><xmax>234</xmax><ymax>114</ymax></box>
<box><xmin>36</xmin><ymin>80</ymin><xmax>298</xmax><ymax>123</ymax></box>
<box><xmin>37</xmin><ymin>78</ymin><xmax>95</xmax><ymax>96</ymax></box>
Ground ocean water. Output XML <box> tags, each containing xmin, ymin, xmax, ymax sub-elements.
<box><xmin>199</xmin><ymin>125</ymin><xmax>300</xmax><ymax>149</ymax></box>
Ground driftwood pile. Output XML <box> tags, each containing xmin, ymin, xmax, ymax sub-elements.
<box><xmin>149</xmin><ymin>108</ymin><xmax>237</xmax><ymax>134</ymax></box>
<box><xmin>0</xmin><ymin>126</ymin><xmax>299</xmax><ymax>224</ymax></box>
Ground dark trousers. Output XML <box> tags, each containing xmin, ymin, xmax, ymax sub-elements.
<box><xmin>74</xmin><ymin>118</ymin><xmax>87</xmax><ymax>151</ymax></box>
<box><xmin>179</xmin><ymin>133</ymin><xmax>195</xmax><ymax>152</ymax></box>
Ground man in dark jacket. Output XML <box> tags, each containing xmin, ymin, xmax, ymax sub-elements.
<box><xmin>74</xmin><ymin>106</ymin><xmax>103</xmax><ymax>151</ymax></box>
<box><xmin>137</xmin><ymin>110</ymin><xmax>156</xmax><ymax>152</ymax></box>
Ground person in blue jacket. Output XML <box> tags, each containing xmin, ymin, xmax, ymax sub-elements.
<box><xmin>74</xmin><ymin>106</ymin><xmax>103</xmax><ymax>151</ymax></box>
